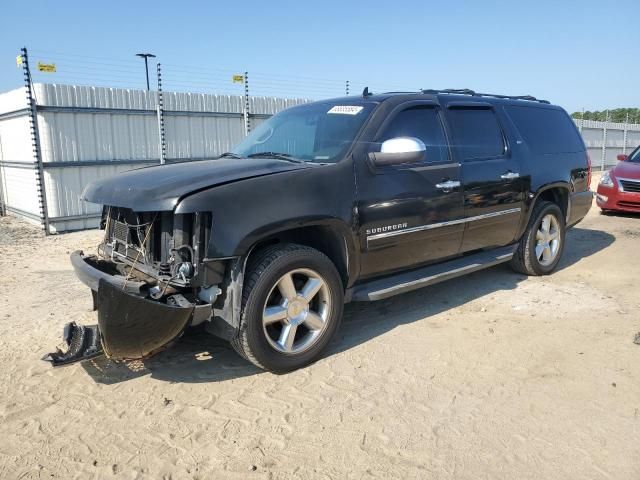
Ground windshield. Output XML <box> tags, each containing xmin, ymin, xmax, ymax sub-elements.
<box><xmin>231</xmin><ymin>102</ymin><xmax>375</xmax><ymax>163</ymax></box>
<box><xmin>628</xmin><ymin>146</ymin><xmax>640</xmax><ymax>163</ymax></box>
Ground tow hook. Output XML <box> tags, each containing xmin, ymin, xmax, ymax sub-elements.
<box><xmin>42</xmin><ymin>322</ymin><xmax>103</xmax><ymax>367</ymax></box>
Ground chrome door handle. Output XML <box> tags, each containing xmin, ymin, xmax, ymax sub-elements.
<box><xmin>500</xmin><ymin>172</ymin><xmax>520</xmax><ymax>180</ymax></box>
<box><xmin>435</xmin><ymin>180</ymin><xmax>461</xmax><ymax>191</ymax></box>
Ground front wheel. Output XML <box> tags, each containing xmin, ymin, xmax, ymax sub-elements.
<box><xmin>510</xmin><ymin>201</ymin><xmax>566</xmax><ymax>276</ymax></box>
<box><xmin>232</xmin><ymin>244</ymin><xmax>344</xmax><ymax>373</ymax></box>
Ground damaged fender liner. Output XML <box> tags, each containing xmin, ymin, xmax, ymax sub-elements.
<box><xmin>97</xmin><ymin>279</ymin><xmax>194</xmax><ymax>359</ymax></box>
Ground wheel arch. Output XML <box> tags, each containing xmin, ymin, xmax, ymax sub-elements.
<box><xmin>239</xmin><ymin>220</ymin><xmax>357</xmax><ymax>290</ymax></box>
<box><xmin>534</xmin><ymin>184</ymin><xmax>570</xmax><ymax>220</ymax></box>
<box><xmin>519</xmin><ymin>183</ymin><xmax>570</xmax><ymax>233</ymax></box>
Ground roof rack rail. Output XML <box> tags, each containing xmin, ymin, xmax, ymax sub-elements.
<box><xmin>422</xmin><ymin>88</ymin><xmax>477</xmax><ymax>96</ymax></box>
<box><xmin>420</xmin><ymin>88</ymin><xmax>550</xmax><ymax>104</ymax></box>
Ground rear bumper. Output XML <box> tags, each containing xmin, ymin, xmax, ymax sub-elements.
<box><xmin>567</xmin><ymin>190</ymin><xmax>593</xmax><ymax>226</ymax></box>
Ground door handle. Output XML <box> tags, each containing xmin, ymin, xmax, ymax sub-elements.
<box><xmin>500</xmin><ymin>171</ymin><xmax>520</xmax><ymax>180</ymax></box>
<box><xmin>435</xmin><ymin>180</ymin><xmax>461</xmax><ymax>192</ymax></box>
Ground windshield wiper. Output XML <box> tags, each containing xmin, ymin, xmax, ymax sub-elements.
<box><xmin>246</xmin><ymin>152</ymin><xmax>306</xmax><ymax>163</ymax></box>
<box><xmin>218</xmin><ymin>152</ymin><xmax>243</xmax><ymax>159</ymax></box>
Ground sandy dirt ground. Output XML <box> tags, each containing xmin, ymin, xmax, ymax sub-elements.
<box><xmin>0</xmin><ymin>192</ymin><xmax>639</xmax><ymax>479</ymax></box>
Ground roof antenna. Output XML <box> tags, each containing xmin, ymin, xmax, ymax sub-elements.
<box><xmin>362</xmin><ymin>87</ymin><xmax>371</xmax><ymax>97</ymax></box>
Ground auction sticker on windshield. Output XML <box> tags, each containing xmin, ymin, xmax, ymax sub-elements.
<box><xmin>327</xmin><ymin>106</ymin><xmax>364</xmax><ymax>115</ymax></box>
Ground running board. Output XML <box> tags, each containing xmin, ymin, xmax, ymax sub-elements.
<box><xmin>351</xmin><ymin>245</ymin><xmax>517</xmax><ymax>302</ymax></box>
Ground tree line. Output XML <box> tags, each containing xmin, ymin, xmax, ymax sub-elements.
<box><xmin>571</xmin><ymin>108</ymin><xmax>640</xmax><ymax>123</ymax></box>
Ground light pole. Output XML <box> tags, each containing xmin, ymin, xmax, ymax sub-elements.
<box><xmin>136</xmin><ymin>53</ymin><xmax>156</xmax><ymax>90</ymax></box>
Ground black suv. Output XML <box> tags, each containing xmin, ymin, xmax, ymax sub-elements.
<box><xmin>49</xmin><ymin>89</ymin><xmax>593</xmax><ymax>373</ymax></box>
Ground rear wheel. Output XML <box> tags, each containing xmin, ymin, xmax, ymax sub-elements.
<box><xmin>510</xmin><ymin>201</ymin><xmax>565</xmax><ymax>276</ymax></box>
<box><xmin>232</xmin><ymin>244</ymin><xmax>343</xmax><ymax>373</ymax></box>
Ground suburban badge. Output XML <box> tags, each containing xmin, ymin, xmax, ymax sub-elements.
<box><xmin>366</xmin><ymin>222</ymin><xmax>408</xmax><ymax>236</ymax></box>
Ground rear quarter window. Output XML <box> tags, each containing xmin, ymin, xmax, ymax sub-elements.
<box><xmin>505</xmin><ymin>105</ymin><xmax>584</xmax><ymax>154</ymax></box>
<box><xmin>446</xmin><ymin>107</ymin><xmax>506</xmax><ymax>161</ymax></box>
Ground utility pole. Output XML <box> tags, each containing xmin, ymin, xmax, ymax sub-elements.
<box><xmin>136</xmin><ymin>53</ymin><xmax>156</xmax><ymax>90</ymax></box>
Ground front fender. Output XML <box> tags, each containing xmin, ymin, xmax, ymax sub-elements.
<box><xmin>233</xmin><ymin>216</ymin><xmax>355</xmax><ymax>256</ymax></box>
<box><xmin>174</xmin><ymin>161</ymin><xmax>357</xmax><ymax>258</ymax></box>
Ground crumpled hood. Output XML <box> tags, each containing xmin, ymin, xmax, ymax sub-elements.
<box><xmin>82</xmin><ymin>158</ymin><xmax>311</xmax><ymax>211</ymax></box>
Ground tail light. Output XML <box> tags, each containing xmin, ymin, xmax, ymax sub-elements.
<box><xmin>586</xmin><ymin>152</ymin><xmax>592</xmax><ymax>190</ymax></box>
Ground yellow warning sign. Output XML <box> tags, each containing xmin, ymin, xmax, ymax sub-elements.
<box><xmin>232</xmin><ymin>74</ymin><xmax>244</xmax><ymax>84</ymax></box>
<box><xmin>37</xmin><ymin>62</ymin><xmax>56</xmax><ymax>73</ymax></box>
<box><xmin>16</xmin><ymin>55</ymin><xmax>22</xmax><ymax>67</ymax></box>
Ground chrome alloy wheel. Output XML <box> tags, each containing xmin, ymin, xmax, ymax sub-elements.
<box><xmin>262</xmin><ymin>268</ymin><xmax>332</xmax><ymax>354</ymax></box>
<box><xmin>535</xmin><ymin>213</ymin><xmax>561</xmax><ymax>267</ymax></box>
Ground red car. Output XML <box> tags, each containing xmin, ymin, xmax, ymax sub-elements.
<box><xmin>596</xmin><ymin>146</ymin><xmax>640</xmax><ymax>213</ymax></box>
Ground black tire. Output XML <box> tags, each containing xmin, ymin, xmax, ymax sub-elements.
<box><xmin>510</xmin><ymin>200</ymin><xmax>566</xmax><ymax>276</ymax></box>
<box><xmin>231</xmin><ymin>243</ymin><xmax>344</xmax><ymax>373</ymax></box>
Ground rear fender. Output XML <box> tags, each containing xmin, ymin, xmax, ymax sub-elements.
<box><xmin>517</xmin><ymin>182</ymin><xmax>571</xmax><ymax>238</ymax></box>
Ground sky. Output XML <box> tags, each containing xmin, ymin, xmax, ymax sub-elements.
<box><xmin>1</xmin><ymin>0</ymin><xmax>638</xmax><ymax>113</ymax></box>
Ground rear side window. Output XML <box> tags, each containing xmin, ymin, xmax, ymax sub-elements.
<box><xmin>379</xmin><ymin>106</ymin><xmax>449</xmax><ymax>163</ymax></box>
<box><xmin>447</xmin><ymin>107</ymin><xmax>505</xmax><ymax>160</ymax></box>
<box><xmin>505</xmin><ymin>105</ymin><xmax>584</xmax><ymax>154</ymax></box>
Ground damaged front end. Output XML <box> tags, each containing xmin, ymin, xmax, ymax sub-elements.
<box><xmin>45</xmin><ymin>207</ymin><xmax>226</xmax><ymax>366</ymax></box>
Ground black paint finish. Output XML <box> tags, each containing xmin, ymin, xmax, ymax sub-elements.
<box><xmin>83</xmin><ymin>92</ymin><xmax>592</xmax><ymax>290</ymax></box>
<box><xmin>82</xmin><ymin>157</ymin><xmax>312</xmax><ymax>211</ymax></box>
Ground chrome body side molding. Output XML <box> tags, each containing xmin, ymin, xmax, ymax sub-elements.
<box><xmin>366</xmin><ymin>207</ymin><xmax>522</xmax><ymax>244</ymax></box>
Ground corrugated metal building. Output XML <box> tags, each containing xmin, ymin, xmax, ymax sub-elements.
<box><xmin>0</xmin><ymin>84</ymin><xmax>309</xmax><ymax>232</ymax></box>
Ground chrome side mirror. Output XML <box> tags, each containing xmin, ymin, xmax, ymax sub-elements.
<box><xmin>368</xmin><ymin>137</ymin><xmax>426</xmax><ymax>166</ymax></box>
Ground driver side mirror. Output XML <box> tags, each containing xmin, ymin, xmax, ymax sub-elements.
<box><xmin>368</xmin><ymin>137</ymin><xmax>426</xmax><ymax>167</ymax></box>
<box><xmin>617</xmin><ymin>154</ymin><xmax>628</xmax><ymax>161</ymax></box>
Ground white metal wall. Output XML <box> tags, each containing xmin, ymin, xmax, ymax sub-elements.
<box><xmin>0</xmin><ymin>87</ymin><xmax>41</xmax><ymax>223</ymax></box>
<box><xmin>575</xmin><ymin>118</ymin><xmax>640</xmax><ymax>170</ymax></box>
<box><xmin>0</xmin><ymin>83</ymin><xmax>310</xmax><ymax>232</ymax></box>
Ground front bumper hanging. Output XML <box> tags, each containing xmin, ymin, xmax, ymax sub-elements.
<box><xmin>44</xmin><ymin>251</ymin><xmax>199</xmax><ymax>366</ymax></box>
<box><xmin>97</xmin><ymin>279</ymin><xmax>194</xmax><ymax>359</ymax></box>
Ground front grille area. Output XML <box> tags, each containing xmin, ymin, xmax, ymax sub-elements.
<box><xmin>620</xmin><ymin>179</ymin><xmax>640</xmax><ymax>193</ymax></box>
<box><xmin>101</xmin><ymin>207</ymin><xmax>211</xmax><ymax>282</ymax></box>
<box><xmin>112</xmin><ymin>220</ymin><xmax>132</xmax><ymax>244</ymax></box>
